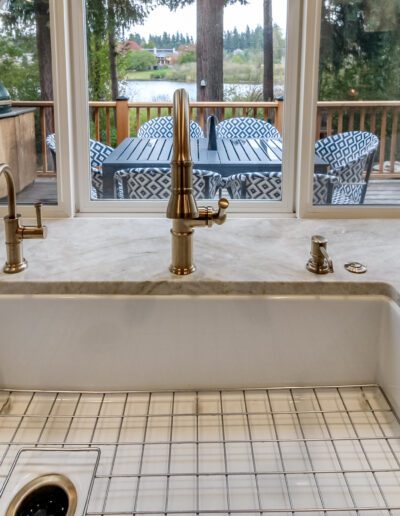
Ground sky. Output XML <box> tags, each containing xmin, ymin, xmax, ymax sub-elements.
<box><xmin>133</xmin><ymin>0</ymin><xmax>288</xmax><ymax>40</ymax></box>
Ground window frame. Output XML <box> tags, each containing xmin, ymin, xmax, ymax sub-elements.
<box><xmin>296</xmin><ymin>0</ymin><xmax>400</xmax><ymax>218</ymax></box>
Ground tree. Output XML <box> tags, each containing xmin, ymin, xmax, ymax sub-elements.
<box><xmin>87</xmin><ymin>0</ymin><xmax>155</xmax><ymax>100</ymax></box>
<box><xmin>319</xmin><ymin>0</ymin><xmax>400</xmax><ymax>100</ymax></box>
<box><xmin>126</xmin><ymin>49</ymin><xmax>157</xmax><ymax>71</ymax></box>
<box><xmin>197</xmin><ymin>0</ymin><xmax>224</xmax><ymax>102</ymax></box>
<box><xmin>161</xmin><ymin>0</ymin><xmax>247</xmax><ymax>103</ymax></box>
<box><xmin>0</xmin><ymin>34</ymin><xmax>39</xmax><ymax>100</ymax></box>
<box><xmin>1</xmin><ymin>0</ymin><xmax>53</xmax><ymax>102</ymax></box>
<box><xmin>263</xmin><ymin>0</ymin><xmax>273</xmax><ymax>101</ymax></box>
<box><xmin>1</xmin><ymin>0</ymin><xmax>53</xmax><ymax>131</ymax></box>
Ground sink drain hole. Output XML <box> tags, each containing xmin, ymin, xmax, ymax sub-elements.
<box><xmin>6</xmin><ymin>474</ymin><xmax>77</xmax><ymax>516</ymax></box>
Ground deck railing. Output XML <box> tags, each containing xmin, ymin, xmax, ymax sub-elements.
<box><xmin>12</xmin><ymin>99</ymin><xmax>400</xmax><ymax>177</ymax></box>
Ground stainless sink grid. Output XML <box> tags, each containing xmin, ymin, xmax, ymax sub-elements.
<box><xmin>0</xmin><ymin>385</ymin><xmax>400</xmax><ymax>515</ymax></box>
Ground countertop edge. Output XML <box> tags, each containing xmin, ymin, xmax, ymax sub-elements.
<box><xmin>0</xmin><ymin>280</ymin><xmax>397</xmax><ymax>302</ymax></box>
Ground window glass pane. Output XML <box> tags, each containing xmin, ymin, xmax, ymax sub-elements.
<box><xmin>85</xmin><ymin>0</ymin><xmax>287</xmax><ymax>204</ymax></box>
<box><xmin>314</xmin><ymin>0</ymin><xmax>400</xmax><ymax>207</ymax></box>
<box><xmin>0</xmin><ymin>0</ymin><xmax>58</xmax><ymax>206</ymax></box>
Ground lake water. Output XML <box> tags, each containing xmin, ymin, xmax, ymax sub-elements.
<box><xmin>122</xmin><ymin>80</ymin><xmax>261</xmax><ymax>102</ymax></box>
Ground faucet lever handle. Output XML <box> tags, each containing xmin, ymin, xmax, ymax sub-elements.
<box><xmin>213</xmin><ymin>197</ymin><xmax>229</xmax><ymax>225</ymax></box>
<box><xmin>34</xmin><ymin>202</ymin><xmax>43</xmax><ymax>228</ymax></box>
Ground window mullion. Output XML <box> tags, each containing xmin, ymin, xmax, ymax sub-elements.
<box><xmin>296</xmin><ymin>0</ymin><xmax>322</xmax><ymax>217</ymax></box>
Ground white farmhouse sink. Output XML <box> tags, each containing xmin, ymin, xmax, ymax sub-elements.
<box><xmin>0</xmin><ymin>294</ymin><xmax>399</xmax><ymax>397</ymax></box>
<box><xmin>1</xmin><ymin>294</ymin><xmax>400</xmax><ymax>515</ymax></box>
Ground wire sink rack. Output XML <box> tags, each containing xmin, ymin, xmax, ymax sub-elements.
<box><xmin>0</xmin><ymin>385</ymin><xmax>400</xmax><ymax>515</ymax></box>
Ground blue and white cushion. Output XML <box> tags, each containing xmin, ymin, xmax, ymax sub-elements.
<box><xmin>46</xmin><ymin>133</ymin><xmax>56</xmax><ymax>153</ymax></box>
<box><xmin>137</xmin><ymin>116</ymin><xmax>204</xmax><ymax>139</ymax></box>
<box><xmin>46</xmin><ymin>133</ymin><xmax>115</xmax><ymax>199</ymax></box>
<box><xmin>315</xmin><ymin>131</ymin><xmax>379</xmax><ymax>204</ymax></box>
<box><xmin>114</xmin><ymin>168</ymin><xmax>222</xmax><ymax>200</ymax></box>
<box><xmin>225</xmin><ymin>171</ymin><xmax>339</xmax><ymax>205</ymax></box>
<box><xmin>216</xmin><ymin>117</ymin><xmax>281</xmax><ymax>140</ymax></box>
<box><xmin>90</xmin><ymin>140</ymin><xmax>113</xmax><ymax>168</ymax></box>
<box><xmin>226</xmin><ymin>171</ymin><xmax>282</xmax><ymax>200</ymax></box>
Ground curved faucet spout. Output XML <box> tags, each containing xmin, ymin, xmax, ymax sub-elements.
<box><xmin>171</xmin><ymin>88</ymin><xmax>192</xmax><ymax>163</ymax></box>
<box><xmin>0</xmin><ymin>164</ymin><xmax>16</xmax><ymax>219</ymax></box>
<box><xmin>167</xmin><ymin>88</ymin><xmax>198</xmax><ymax>221</ymax></box>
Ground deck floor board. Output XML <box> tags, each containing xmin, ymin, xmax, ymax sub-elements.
<box><xmin>1</xmin><ymin>177</ymin><xmax>400</xmax><ymax>205</ymax></box>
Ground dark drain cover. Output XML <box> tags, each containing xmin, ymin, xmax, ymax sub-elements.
<box><xmin>16</xmin><ymin>484</ymin><xmax>69</xmax><ymax>516</ymax></box>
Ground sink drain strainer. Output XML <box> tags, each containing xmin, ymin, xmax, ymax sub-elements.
<box><xmin>6</xmin><ymin>474</ymin><xmax>77</xmax><ymax>516</ymax></box>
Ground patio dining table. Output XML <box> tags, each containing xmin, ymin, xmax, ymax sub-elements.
<box><xmin>102</xmin><ymin>137</ymin><xmax>328</xmax><ymax>197</ymax></box>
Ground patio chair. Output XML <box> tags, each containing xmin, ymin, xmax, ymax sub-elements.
<box><xmin>46</xmin><ymin>134</ymin><xmax>117</xmax><ymax>199</ymax></box>
<box><xmin>315</xmin><ymin>131</ymin><xmax>379</xmax><ymax>204</ymax></box>
<box><xmin>137</xmin><ymin>116</ymin><xmax>204</xmax><ymax>139</ymax></box>
<box><xmin>216</xmin><ymin>117</ymin><xmax>282</xmax><ymax>140</ymax></box>
<box><xmin>225</xmin><ymin>171</ymin><xmax>339</xmax><ymax>204</ymax></box>
<box><xmin>114</xmin><ymin>167</ymin><xmax>222</xmax><ymax>200</ymax></box>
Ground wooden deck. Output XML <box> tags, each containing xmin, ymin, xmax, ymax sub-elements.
<box><xmin>0</xmin><ymin>177</ymin><xmax>399</xmax><ymax>206</ymax></box>
<box><xmin>364</xmin><ymin>180</ymin><xmax>400</xmax><ymax>204</ymax></box>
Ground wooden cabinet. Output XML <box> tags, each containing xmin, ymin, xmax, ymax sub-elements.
<box><xmin>0</xmin><ymin>108</ymin><xmax>37</xmax><ymax>198</ymax></box>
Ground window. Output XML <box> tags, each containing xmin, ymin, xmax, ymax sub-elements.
<box><xmin>80</xmin><ymin>0</ymin><xmax>293</xmax><ymax>213</ymax></box>
<box><xmin>301</xmin><ymin>0</ymin><xmax>400</xmax><ymax>215</ymax></box>
<box><xmin>1</xmin><ymin>0</ymin><xmax>399</xmax><ymax>217</ymax></box>
<box><xmin>0</xmin><ymin>0</ymin><xmax>59</xmax><ymax>208</ymax></box>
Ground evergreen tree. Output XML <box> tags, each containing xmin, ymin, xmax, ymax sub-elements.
<box><xmin>319</xmin><ymin>0</ymin><xmax>400</xmax><ymax>100</ymax></box>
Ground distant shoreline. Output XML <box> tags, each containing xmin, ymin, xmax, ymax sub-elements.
<box><xmin>125</xmin><ymin>79</ymin><xmax>261</xmax><ymax>85</ymax></box>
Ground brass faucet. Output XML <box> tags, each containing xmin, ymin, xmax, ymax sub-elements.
<box><xmin>166</xmin><ymin>89</ymin><xmax>229</xmax><ymax>275</ymax></box>
<box><xmin>0</xmin><ymin>163</ymin><xmax>47</xmax><ymax>273</ymax></box>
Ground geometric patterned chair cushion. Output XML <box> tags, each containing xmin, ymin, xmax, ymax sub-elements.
<box><xmin>46</xmin><ymin>133</ymin><xmax>56</xmax><ymax>153</ymax></box>
<box><xmin>114</xmin><ymin>167</ymin><xmax>222</xmax><ymax>200</ymax></box>
<box><xmin>46</xmin><ymin>134</ymin><xmax>114</xmax><ymax>168</ymax></box>
<box><xmin>137</xmin><ymin>116</ymin><xmax>204</xmax><ymax>139</ymax></box>
<box><xmin>216</xmin><ymin>117</ymin><xmax>282</xmax><ymax>140</ymax></box>
<box><xmin>315</xmin><ymin>131</ymin><xmax>379</xmax><ymax>204</ymax></box>
<box><xmin>46</xmin><ymin>133</ymin><xmax>115</xmax><ymax>199</ymax></box>
<box><xmin>89</xmin><ymin>139</ymin><xmax>114</xmax><ymax>168</ymax></box>
<box><xmin>225</xmin><ymin>171</ymin><xmax>339</xmax><ymax>204</ymax></box>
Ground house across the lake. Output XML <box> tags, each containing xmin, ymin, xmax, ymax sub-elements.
<box><xmin>144</xmin><ymin>47</ymin><xmax>178</xmax><ymax>66</ymax></box>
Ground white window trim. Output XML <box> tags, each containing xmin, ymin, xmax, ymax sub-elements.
<box><xmin>296</xmin><ymin>0</ymin><xmax>400</xmax><ymax>218</ymax></box>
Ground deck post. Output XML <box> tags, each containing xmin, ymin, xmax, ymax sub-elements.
<box><xmin>116</xmin><ymin>96</ymin><xmax>130</xmax><ymax>144</ymax></box>
<box><xmin>275</xmin><ymin>96</ymin><xmax>284</xmax><ymax>134</ymax></box>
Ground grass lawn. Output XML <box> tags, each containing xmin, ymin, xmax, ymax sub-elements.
<box><xmin>126</xmin><ymin>70</ymin><xmax>158</xmax><ymax>80</ymax></box>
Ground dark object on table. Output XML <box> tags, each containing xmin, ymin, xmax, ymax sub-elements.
<box><xmin>207</xmin><ymin>115</ymin><xmax>218</xmax><ymax>151</ymax></box>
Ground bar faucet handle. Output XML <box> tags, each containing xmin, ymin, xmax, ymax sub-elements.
<box><xmin>22</xmin><ymin>202</ymin><xmax>47</xmax><ymax>239</ymax></box>
<box><xmin>34</xmin><ymin>202</ymin><xmax>43</xmax><ymax>228</ymax></box>
<box><xmin>319</xmin><ymin>245</ymin><xmax>334</xmax><ymax>273</ymax></box>
<box><xmin>214</xmin><ymin>198</ymin><xmax>229</xmax><ymax>225</ymax></box>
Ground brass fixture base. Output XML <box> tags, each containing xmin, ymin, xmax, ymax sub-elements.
<box><xmin>306</xmin><ymin>258</ymin><xmax>331</xmax><ymax>275</ymax></box>
<box><xmin>169</xmin><ymin>264</ymin><xmax>196</xmax><ymax>275</ymax></box>
<box><xmin>3</xmin><ymin>258</ymin><xmax>27</xmax><ymax>274</ymax></box>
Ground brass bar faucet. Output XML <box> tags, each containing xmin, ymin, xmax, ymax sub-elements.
<box><xmin>166</xmin><ymin>89</ymin><xmax>229</xmax><ymax>275</ymax></box>
<box><xmin>1</xmin><ymin>163</ymin><xmax>47</xmax><ymax>273</ymax></box>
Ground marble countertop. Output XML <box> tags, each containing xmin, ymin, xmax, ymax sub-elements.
<box><xmin>0</xmin><ymin>217</ymin><xmax>398</xmax><ymax>300</ymax></box>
